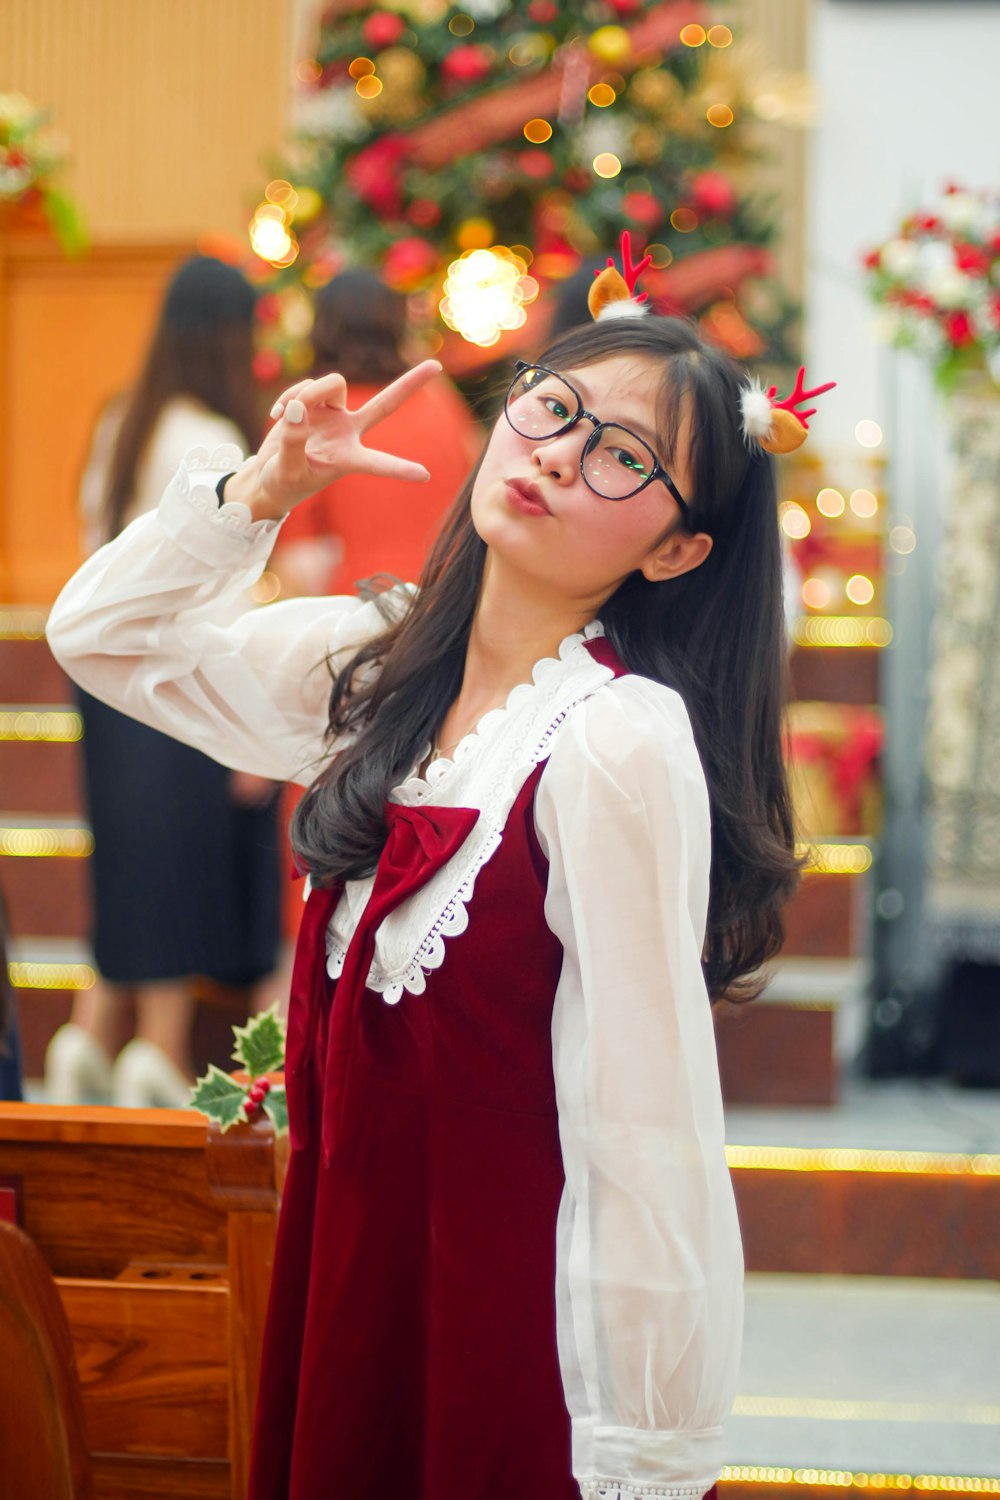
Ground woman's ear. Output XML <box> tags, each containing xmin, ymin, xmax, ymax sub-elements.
<box><xmin>640</xmin><ymin>528</ymin><xmax>713</xmax><ymax>584</ymax></box>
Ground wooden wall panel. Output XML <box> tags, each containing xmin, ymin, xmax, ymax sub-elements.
<box><xmin>1</xmin><ymin>0</ymin><xmax>293</xmax><ymax>242</ymax></box>
<box><xmin>0</xmin><ymin>240</ymin><xmax>190</xmax><ymax>602</ymax></box>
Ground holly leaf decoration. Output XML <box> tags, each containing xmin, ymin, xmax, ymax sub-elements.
<box><xmin>190</xmin><ymin>1065</ymin><xmax>250</xmax><ymax>1133</ymax></box>
<box><xmin>231</xmin><ymin>1007</ymin><xmax>286</xmax><ymax>1079</ymax></box>
<box><xmin>262</xmin><ymin>1086</ymin><xmax>289</xmax><ymax>1139</ymax></box>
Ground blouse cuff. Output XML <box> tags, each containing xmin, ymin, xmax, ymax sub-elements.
<box><xmin>157</xmin><ymin>444</ymin><xmax>283</xmax><ymax>568</ymax></box>
<box><xmin>573</xmin><ymin>1422</ymin><xmax>724</xmax><ymax>1500</ymax></box>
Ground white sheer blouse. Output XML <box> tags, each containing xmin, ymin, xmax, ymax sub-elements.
<box><xmin>46</xmin><ymin>446</ymin><xmax>744</xmax><ymax>1499</ymax></box>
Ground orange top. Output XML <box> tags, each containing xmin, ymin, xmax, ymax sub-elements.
<box><xmin>274</xmin><ymin>375</ymin><xmax>482</xmax><ymax>594</ymax></box>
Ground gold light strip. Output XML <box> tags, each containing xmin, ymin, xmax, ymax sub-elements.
<box><xmin>722</xmin><ymin>1469</ymin><xmax>1000</xmax><ymax>1492</ymax></box>
<box><xmin>732</xmin><ymin>1394</ymin><xmax>1000</xmax><ymax>1425</ymax></box>
<box><xmin>798</xmin><ymin>842</ymin><xmax>873</xmax><ymax>875</ymax></box>
<box><xmin>0</xmin><ymin>609</ymin><xmax>47</xmax><ymax>641</ymax></box>
<box><xmin>725</xmin><ymin>1143</ymin><xmax>1000</xmax><ymax>1176</ymax></box>
<box><xmin>8</xmin><ymin>961</ymin><xmax>96</xmax><ymax>991</ymax></box>
<box><xmin>0</xmin><ymin>826</ymin><xmax>94</xmax><ymax>857</ymax></box>
<box><xmin>0</xmin><ymin>709</ymin><xmax>83</xmax><ymax>742</ymax></box>
<box><xmin>791</xmin><ymin>616</ymin><xmax>893</xmax><ymax>649</ymax></box>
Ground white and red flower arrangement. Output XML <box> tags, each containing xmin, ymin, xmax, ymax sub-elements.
<box><xmin>863</xmin><ymin>183</ymin><xmax>1000</xmax><ymax>388</ymax></box>
<box><xmin>0</xmin><ymin>93</ymin><xmax>86</xmax><ymax>252</ymax></box>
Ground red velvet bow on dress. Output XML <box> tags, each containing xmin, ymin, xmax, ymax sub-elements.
<box><xmin>285</xmin><ymin>802</ymin><xmax>479</xmax><ymax>1159</ymax></box>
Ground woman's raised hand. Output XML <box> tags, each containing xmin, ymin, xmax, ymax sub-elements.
<box><xmin>225</xmin><ymin>359</ymin><xmax>443</xmax><ymax>521</ymax></box>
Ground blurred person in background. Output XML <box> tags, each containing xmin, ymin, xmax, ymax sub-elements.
<box><xmin>45</xmin><ymin>256</ymin><xmax>282</xmax><ymax>1108</ymax></box>
<box><xmin>272</xmin><ymin>269</ymin><xmax>481</xmax><ymax>599</ymax></box>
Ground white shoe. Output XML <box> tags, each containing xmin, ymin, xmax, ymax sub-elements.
<box><xmin>44</xmin><ymin>1024</ymin><xmax>114</xmax><ymax>1105</ymax></box>
<box><xmin>111</xmin><ymin>1039</ymin><xmax>192</xmax><ymax>1109</ymax></box>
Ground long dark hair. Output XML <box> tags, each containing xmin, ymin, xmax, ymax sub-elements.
<box><xmin>310</xmin><ymin>269</ymin><xmax>407</xmax><ymax>384</ymax></box>
<box><xmin>102</xmin><ymin>256</ymin><xmax>258</xmax><ymax>540</ymax></box>
<box><xmin>292</xmin><ymin>317</ymin><xmax>801</xmax><ymax>1001</ymax></box>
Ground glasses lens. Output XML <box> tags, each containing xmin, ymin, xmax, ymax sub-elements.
<box><xmin>583</xmin><ymin>423</ymin><xmax>658</xmax><ymax>499</ymax></box>
<box><xmin>505</xmin><ymin>367</ymin><xmax>579</xmax><ymax>439</ymax></box>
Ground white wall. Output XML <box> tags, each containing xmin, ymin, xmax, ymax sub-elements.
<box><xmin>807</xmin><ymin>0</ymin><xmax>1000</xmax><ymax>449</ymax></box>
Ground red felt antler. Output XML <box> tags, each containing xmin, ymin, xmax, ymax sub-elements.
<box><xmin>595</xmin><ymin>229</ymin><xmax>652</xmax><ymax>304</ymax></box>
<box><xmin>767</xmin><ymin>366</ymin><xmax>837</xmax><ymax>430</ymax></box>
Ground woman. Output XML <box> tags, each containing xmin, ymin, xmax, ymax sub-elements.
<box><xmin>47</xmin><ymin>309</ymin><xmax>801</xmax><ymax>1497</ymax></box>
<box><xmin>46</xmin><ymin>256</ymin><xmax>281</xmax><ymax>1108</ymax></box>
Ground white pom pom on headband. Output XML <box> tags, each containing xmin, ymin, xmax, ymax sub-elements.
<box><xmin>586</xmin><ymin>229</ymin><xmax>837</xmax><ymax>456</ymax></box>
<box><xmin>739</xmin><ymin>368</ymin><xmax>837</xmax><ymax>455</ymax></box>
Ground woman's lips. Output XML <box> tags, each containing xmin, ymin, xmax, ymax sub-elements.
<box><xmin>504</xmin><ymin>478</ymin><xmax>551</xmax><ymax>516</ymax></box>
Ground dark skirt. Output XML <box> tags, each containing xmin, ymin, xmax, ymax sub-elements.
<box><xmin>76</xmin><ymin>688</ymin><xmax>282</xmax><ymax>985</ymax></box>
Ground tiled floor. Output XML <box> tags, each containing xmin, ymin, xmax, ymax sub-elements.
<box><xmin>728</xmin><ymin>1274</ymin><xmax>1000</xmax><ymax>1475</ymax></box>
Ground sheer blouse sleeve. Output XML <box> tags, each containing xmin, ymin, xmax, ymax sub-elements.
<box><xmin>534</xmin><ymin>675</ymin><xmax>743</xmax><ymax>1499</ymax></box>
<box><xmin>47</xmin><ymin>445</ymin><xmax>411</xmax><ymax>785</ymax></box>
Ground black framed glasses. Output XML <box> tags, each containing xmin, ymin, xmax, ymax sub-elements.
<box><xmin>504</xmin><ymin>361</ymin><xmax>690</xmax><ymax>520</ymax></box>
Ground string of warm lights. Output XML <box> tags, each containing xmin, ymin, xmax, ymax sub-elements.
<box><xmin>721</xmin><ymin>1470</ymin><xmax>1000</xmax><ymax>1493</ymax></box>
<box><xmin>0</xmin><ymin>609</ymin><xmax>46</xmax><ymax>640</ymax></box>
<box><xmin>792</xmin><ymin>617</ymin><xmax>894</xmax><ymax>649</ymax></box>
<box><xmin>724</xmin><ymin>1143</ymin><xmax>1000</xmax><ymax>1175</ymax></box>
<box><xmin>0</xmin><ymin>709</ymin><xmax>82</xmax><ymax>743</ymax></box>
<box><xmin>7</xmin><ymin>960</ymin><xmax>96</xmax><ymax>992</ymax></box>
<box><xmin>0</xmin><ymin>825</ymin><xmax>93</xmax><ymax>857</ymax></box>
<box><xmin>797</xmin><ymin>842</ymin><xmax>873</xmax><ymax>875</ymax></box>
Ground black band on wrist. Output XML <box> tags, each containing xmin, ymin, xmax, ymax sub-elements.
<box><xmin>215</xmin><ymin>472</ymin><xmax>237</xmax><ymax>507</ymax></box>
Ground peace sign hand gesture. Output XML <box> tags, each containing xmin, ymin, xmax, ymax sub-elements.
<box><xmin>224</xmin><ymin>359</ymin><xmax>443</xmax><ymax>522</ymax></box>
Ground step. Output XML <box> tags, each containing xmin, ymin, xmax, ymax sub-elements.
<box><xmin>716</xmin><ymin>959</ymin><xmax>870</xmax><ymax>1108</ymax></box>
<box><xmin>0</xmin><ymin>705</ymin><xmax>85</xmax><ymax>814</ymax></box>
<box><xmin>722</xmin><ymin>1273</ymin><xmax>1000</xmax><ymax>1484</ymax></box>
<box><xmin>0</xmin><ymin>814</ymin><xmax>91</xmax><ymax>938</ymax></box>
<box><xmin>0</xmin><ymin>617</ymin><xmax>68</xmax><ymax>703</ymax></box>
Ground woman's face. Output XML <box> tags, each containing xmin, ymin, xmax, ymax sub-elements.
<box><xmin>470</xmin><ymin>352</ymin><xmax>709</xmax><ymax>605</ymax></box>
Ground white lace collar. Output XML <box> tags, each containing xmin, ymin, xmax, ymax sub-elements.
<box><xmin>326</xmin><ymin>620</ymin><xmax>613</xmax><ymax>1002</ymax></box>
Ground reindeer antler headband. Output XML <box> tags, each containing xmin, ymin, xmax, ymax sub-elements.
<box><xmin>586</xmin><ymin>230</ymin><xmax>836</xmax><ymax>456</ymax></box>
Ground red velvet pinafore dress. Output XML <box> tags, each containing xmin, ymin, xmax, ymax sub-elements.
<box><xmin>249</xmin><ymin>758</ymin><xmax>574</xmax><ymax>1499</ymax></box>
<box><xmin>248</xmin><ymin>642</ymin><xmax>719</xmax><ymax>1500</ymax></box>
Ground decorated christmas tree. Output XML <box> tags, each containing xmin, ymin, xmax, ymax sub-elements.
<box><xmin>250</xmin><ymin>0</ymin><xmax>801</xmax><ymax>374</ymax></box>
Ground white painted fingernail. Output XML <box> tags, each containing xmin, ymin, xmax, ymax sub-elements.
<box><xmin>270</xmin><ymin>400</ymin><xmax>285</xmax><ymax>419</ymax></box>
<box><xmin>285</xmin><ymin>398</ymin><xmax>305</xmax><ymax>425</ymax></box>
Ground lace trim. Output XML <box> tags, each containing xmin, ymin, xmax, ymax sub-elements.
<box><xmin>168</xmin><ymin>444</ymin><xmax>278</xmax><ymax>538</ymax></box>
<box><xmin>583</xmin><ymin>1485</ymin><xmax>706</xmax><ymax>1500</ymax></box>
<box><xmin>325</xmin><ymin>620</ymin><xmax>608</xmax><ymax>1003</ymax></box>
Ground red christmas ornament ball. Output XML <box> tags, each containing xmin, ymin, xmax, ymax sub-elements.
<box><xmin>519</xmin><ymin>150</ymin><xmax>554</xmax><ymax>180</ymax></box>
<box><xmin>408</xmin><ymin>197</ymin><xmax>441</xmax><ymax>229</ymax></box>
<box><xmin>689</xmin><ymin>171</ymin><xmax>738</xmax><ymax>220</ymax></box>
<box><xmin>363</xmin><ymin>10</ymin><xmax>406</xmax><ymax>47</ymax></box>
<box><xmin>441</xmin><ymin>43</ymin><xmax>494</xmax><ymax>86</ymax></box>
<box><xmin>623</xmin><ymin>191</ymin><xmax>663</xmax><ymax>228</ymax></box>
<box><xmin>382</xmin><ymin>236</ymin><xmax>439</xmax><ymax>291</ymax></box>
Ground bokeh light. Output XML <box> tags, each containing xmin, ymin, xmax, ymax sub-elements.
<box><xmin>802</xmin><ymin>577</ymin><xmax>832</xmax><ymax>610</ymax></box>
<box><xmin>850</xmin><ymin>488</ymin><xmax>879</xmax><ymax>518</ymax></box>
<box><xmin>890</xmin><ymin>525</ymin><xmax>916</xmax><ymax>555</ymax></box>
<box><xmin>707</xmin><ymin>103</ymin><xmax>735</xmax><ymax>128</ymax></box>
<box><xmin>523</xmin><ymin>117</ymin><xmax>553</xmax><ymax>143</ymax></box>
<box><xmin>816</xmin><ymin>487</ymin><xmax>846</xmax><ymax>518</ymax></box>
<box><xmin>593</xmin><ymin>152</ymin><xmax>623</xmax><ymax>178</ymax></box>
<box><xmin>680</xmin><ymin>24</ymin><xmax>707</xmax><ymax>46</ymax></box>
<box><xmin>588</xmin><ymin>82</ymin><xmax>617</xmax><ymax>107</ymax></box>
<box><xmin>707</xmin><ymin>25</ymin><xmax>734</xmax><ymax>47</ymax></box>
<box><xmin>439</xmin><ymin>246</ymin><xmax>538</xmax><ymax>347</ymax></box>
<box><xmin>779</xmin><ymin>501</ymin><xmax>811</xmax><ymax>540</ymax></box>
<box><xmin>846</xmin><ymin>574</ymin><xmax>876</xmax><ymax>606</ymax></box>
<box><xmin>855</xmin><ymin>419</ymin><xmax>883</xmax><ymax>448</ymax></box>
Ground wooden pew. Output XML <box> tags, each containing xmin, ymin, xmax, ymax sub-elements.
<box><xmin>0</xmin><ymin>1103</ymin><xmax>286</xmax><ymax>1500</ymax></box>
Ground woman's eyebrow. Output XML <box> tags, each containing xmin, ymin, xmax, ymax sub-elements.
<box><xmin>568</xmin><ymin>372</ymin><xmax>661</xmax><ymax>450</ymax></box>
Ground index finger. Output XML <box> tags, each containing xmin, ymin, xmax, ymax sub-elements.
<box><xmin>356</xmin><ymin>359</ymin><xmax>443</xmax><ymax>433</ymax></box>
